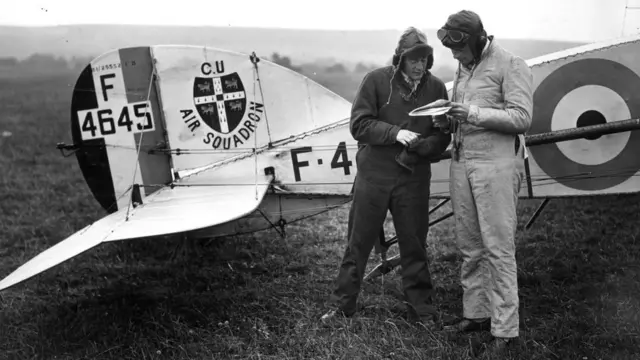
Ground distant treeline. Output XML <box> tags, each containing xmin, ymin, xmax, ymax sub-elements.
<box><xmin>267</xmin><ymin>53</ymin><xmax>455</xmax><ymax>101</ymax></box>
<box><xmin>0</xmin><ymin>52</ymin><xmax>454</xmax><ymax>101</ymax></box>
<box><xmin>268</xmin><ymin>52</ymin><xmax>455</xmax><ymax>84</ymax></box>
<box><xmin>0</xmin><ymin>52</ymin><xmax>379</xmax><ymax>79</ymax></box>
<box><xmin>269</xmin><ymin>52</ymin><xmax>381</xmax><ymax>74</ymax></box>
<box><xmin>0</xmin><ymin>52</ymin><xmax>453</xmax><ymax>79</ymax></box>
<box><xmin>0</xmin><ymin>53</ymin><xmax>94</xmax><ymax>79</ymax></box>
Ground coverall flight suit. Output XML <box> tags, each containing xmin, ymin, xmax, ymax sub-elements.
<box><xmin>448</xmin><ymin>37</ymin><xmax>533</xmax><ymax>338</ymax></box>
<box><xmin>327</xmin><ymin>29</ymin><xmax>452</xmax><ymax>322</ymax></box>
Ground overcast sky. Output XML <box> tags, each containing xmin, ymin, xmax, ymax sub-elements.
<box><xmin>1</xmin><ymin>0</ymin><xmax>638</xmax><ymax>42</ymax></box>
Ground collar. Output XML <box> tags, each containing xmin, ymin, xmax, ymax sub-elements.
<box><xmin>480</xmin><ymin>39</ymin><xmax>490</xmax><ymax>57</ymax></box>
<box><xmin>463</xmin><ymin>37</ymin><xmax>492</xmax><ymax>70</ymax></box>
<box><xmin>401</xmin><ymin>70</ymin><xmax>420</xmax><ymax>91</ymax></box>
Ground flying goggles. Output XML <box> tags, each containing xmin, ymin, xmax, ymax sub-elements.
<box><xmin>437</xmin><ymin>28</ymin><xmax>470</xmax><ymax>47</ymax></box>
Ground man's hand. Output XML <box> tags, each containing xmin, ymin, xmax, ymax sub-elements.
<box><xmin>396</xmin><ymin>129</ymin><xmax>420</xmax><ymax>146</ymax></box>
<box><xmin>448</xmin><ymin>102</ymin><xmax>471</xmax><ymax>122</ymax></box>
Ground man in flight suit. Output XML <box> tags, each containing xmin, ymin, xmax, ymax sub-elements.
<box><xmin>435</xmin><ymin>10</ymin><xmax>533</xmax><ymax>355</ymax></box>
<box><xmin>321</xmin><ymin>27</ymin><xmax>451</xmax><ymax>327</ymax></box>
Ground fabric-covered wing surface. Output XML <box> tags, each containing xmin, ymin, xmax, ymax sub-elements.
<box><xmin>0</xmin><ymin>170</ymin><xmax>273</xmax><ymax>291</ymax></box>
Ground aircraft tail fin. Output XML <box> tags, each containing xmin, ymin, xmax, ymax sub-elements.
<box><xmin>71</xmin><ymin>46</ymin><xmax>174</xmax><ymax>214</ymax></box>
<box><xmin>70</xmin><ymin>45</ymin><xmax>353</xmax><ymax>214</ymax></box>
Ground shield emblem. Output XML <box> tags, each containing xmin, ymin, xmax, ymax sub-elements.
<box><xmin>193</xmin><ymin>72</ymin><xmax>247</xmax><ymax>134</ymax></box>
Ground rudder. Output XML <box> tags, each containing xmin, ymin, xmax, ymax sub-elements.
<box><xmin>70</xmin><ymin>46</ymin><xmax>173</xmax><ymax>213</ymax></box>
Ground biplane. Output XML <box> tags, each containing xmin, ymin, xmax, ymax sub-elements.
<box><xmin>1</xmin><ymin>32</ymin><xmax>640</xmax><ymax>292</ymax></box>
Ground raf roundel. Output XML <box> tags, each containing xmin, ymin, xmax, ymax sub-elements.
<box><xmin>529</xmin><ymin>58</ymin><xmax>640</xmax><ymax>191</ymax></box>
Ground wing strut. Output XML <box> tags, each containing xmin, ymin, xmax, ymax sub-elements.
<box><xmin>525</xmin><ymin>198</ymin><xmax>550</xmax><ymax>230</ymax></box>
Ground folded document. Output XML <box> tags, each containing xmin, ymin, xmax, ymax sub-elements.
<box><xmin>409</xmin><ymin>99</ymin><xmax>452</xmax><ymax>117</ymax></box>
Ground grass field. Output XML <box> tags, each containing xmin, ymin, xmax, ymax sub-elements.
<box><xmin>1</xmin><ymin>73</ymin><xmax>639</xmax><ymax>360</ymax></box>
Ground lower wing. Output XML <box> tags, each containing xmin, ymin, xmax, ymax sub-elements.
<box><xmin>0</xmin><ymin>169</ymin><xmax>273</xmax><ymax>291</ymax></box>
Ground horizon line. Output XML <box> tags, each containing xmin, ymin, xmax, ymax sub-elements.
<box><xmin>0</xmin><ymin>23</ymin><xmax>594</xmax><ymax>43</ymax></box>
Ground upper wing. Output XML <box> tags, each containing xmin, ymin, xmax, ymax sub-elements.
<box><xmin>0</xmin><ymin>167</ymin><xmax>273</xmax><ymax>291</ymax></box>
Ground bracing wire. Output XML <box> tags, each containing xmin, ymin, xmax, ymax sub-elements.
<box><xmin>250</xmin><ymin>52</ymin><xmax>273</xmax><ymax>145</ymax></box>
<box><xmin>252</xmin><ymin>52</ymin><xmax>261</xmax><ymax>200</ymax></box>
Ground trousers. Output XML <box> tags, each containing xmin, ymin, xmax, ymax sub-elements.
<box><xmin>449</xmin><ymin>154</ymin><xmax>524</xmax><ymax>338</ymax></box>
<box><xmin>328</xmin><ymin>172</ymin><xmax>436</xmax><ymax>319</ymax></box>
